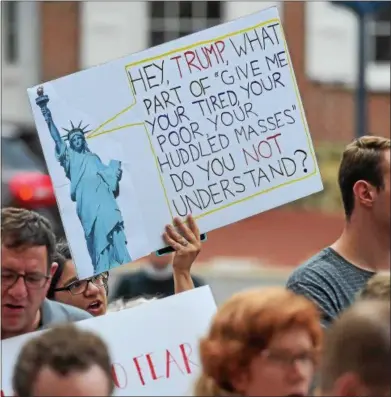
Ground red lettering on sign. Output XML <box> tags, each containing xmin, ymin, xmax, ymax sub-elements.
<box><xmin>111</xmin><ymin>362</ymin><xmax>128</xmax><ymax>389</ymax></box>
<box><xmin>165</xmin><ymin>348</ymin><xmax>185</xmax><ymax>378</ymax></box>
<box><xmin>180</xmin><ymin>343</ymin><xmax>199</xmax><ymax>374</ymax></box>
<box><xmin>146</xmin><ymin>352</ymin><xmax>163</xmax><ymax>381</ymax></box>
<box><xmin>170</xmin><ymin>41</ymin><xmax>226</xmax><ymax>79</ymax></box>
<box><xmin>133</xmin><ymin>355</ymin><xmax>146</xmax><ymax>386</ymax></box>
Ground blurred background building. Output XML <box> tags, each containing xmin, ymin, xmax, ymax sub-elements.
<box><xmin>2</xmin><ymin>1</ymin><xmax>389</xmax><ymax>138</ymax></box>
<box><xmin>1</xmin><ymin>1</ymin><xmax>390</xmax><ymax>301</ymax></box>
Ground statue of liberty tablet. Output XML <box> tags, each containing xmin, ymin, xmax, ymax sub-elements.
<box><xmin>35</xmin><ymin>87</ymin><xmax>131</xmax><ymax>274</ymax></box>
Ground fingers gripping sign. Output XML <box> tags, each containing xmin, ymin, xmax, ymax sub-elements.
<box><xmin>163</xmin><ymin>215</ymin><xmax>201</xmax><ymax>274</ymax></box>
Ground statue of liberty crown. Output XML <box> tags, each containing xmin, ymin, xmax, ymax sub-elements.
<box><xmin>61</xmin><ymin>121</ymin><xmax>91</xmax><ymax>141</ymax></box>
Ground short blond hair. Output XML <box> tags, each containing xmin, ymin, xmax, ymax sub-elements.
<box><xmin>358</xmin><ymin>272</ymin><xmax>390</xmax><ymax>301</ymax></box>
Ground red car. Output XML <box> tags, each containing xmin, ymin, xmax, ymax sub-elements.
<box><xmin>1</xmin><ymin>123</ymin><xmax>64</xmax><ymax>237</ymax></box>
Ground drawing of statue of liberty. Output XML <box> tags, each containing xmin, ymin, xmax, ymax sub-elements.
<box><xmin>35</xmin><ymin>87</ymin><xmax>131</xmax><ymax>274</ymax></box>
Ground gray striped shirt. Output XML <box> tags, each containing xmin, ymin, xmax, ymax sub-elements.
<box><xmin>286</xmin><ymin>247</ymin><xmax>374</xmax><ymax>327</ymax></box>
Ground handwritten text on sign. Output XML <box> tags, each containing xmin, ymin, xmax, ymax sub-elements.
<box><xmin>126</xmin><ymin>19</ymin><xmax>316</xmax><ymax>220</ymax></box>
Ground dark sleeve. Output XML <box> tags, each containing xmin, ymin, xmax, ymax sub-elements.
<box><xmin>287</xmin><ymin>281</ymin><xmax>336</xmax><ymax>328</ymax></box>
<box><xmin>191</xmin><ymin>276</ymin><xmax>205</xmax><ymax>288</ymax></box>
<box><xmin>110</xmin><ymin>276</ymin><xmax>136</xmax><ymax>302</ymax></box>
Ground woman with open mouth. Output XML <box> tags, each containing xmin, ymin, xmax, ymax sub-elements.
<box><xmin>47</xmin><ymin>214</ymin><xmax>202</xmax><ymax>316</ymax></box>
<box><xmin>47</xmin><ymin>245</ymin><xmax>109</xmax><ymax>317</ymax></box>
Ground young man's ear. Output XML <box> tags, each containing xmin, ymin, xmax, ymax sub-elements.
<box><xmin>353</xmin><ymin>180</ymin><xmax>376</xmax><ymax>208</ymax></box>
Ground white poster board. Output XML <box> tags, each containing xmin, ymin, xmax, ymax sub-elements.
<box><xmin>27</xmin><ymin>6</ymin><xmax>323</xmax><ymax>278</ymax></box>
<box><xmin>1</xmin><ymin>286</ymin><xmax>217</xmax><ymax>397</ymax></box>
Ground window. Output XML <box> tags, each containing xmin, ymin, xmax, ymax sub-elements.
<box><xmin>149</xmin><ymin>1</ymin><xmax>222</xmax><ymax>47</ymax></box>
<box><xmin>2</xmin><ymin>1</ymin><xmax>40</xmax><ymax>124</ymax></box>
<box><xmin>305</xmin><ymin>2</ymin><xmax>390</xmax><ymax>92</ymax></box>
<box><xmin>369</xmin><ymin>4</ymin><xmax>391</xmax><ymax>64</ymax></box>
<box><xmin>1</xmin><ymin>1</ymin><xmax>19</xmax><ymax>64</ymax></box>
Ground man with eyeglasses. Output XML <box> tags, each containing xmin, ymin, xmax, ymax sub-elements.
<box><xmin>1</xmin><ymin>208</ymin><xmax>91</xmax><ymax>340</ymax></box>
<box><xmin>47</xmin><ymin>241</ymin><xmax>109</xmax><ymax>316</ymax></box>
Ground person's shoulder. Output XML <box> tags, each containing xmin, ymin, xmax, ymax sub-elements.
<box><xmin>59</xmin><ymin>301</ymin><xmax>92</xmax><ymax>321</ymax></box>
<box><xmin>43</xmin><ymin>299</ymin><xmax>92</xmax><ymax>324</ymax></box>
<box><xmin>286</xmin><ymin>249</ymin><xmax>343</xmax><ymax>326</ymax></box>
<box><xmin>286</xmin><ymin>247</ymin><xmax>339</xmax><ymax>286</ymax></box>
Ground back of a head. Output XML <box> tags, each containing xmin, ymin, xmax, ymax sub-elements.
<box><xmin>12</xmin><ymin>324</ymin><xmax>114</xmax><ymax>397</ymax></box>
<box><xmin>338</xmin><ymin>135</ymin><xmax>390</xmax><ymax>219</ymax></box>
<box><xmin>1</xmin><ymin>207</ymin><xmax>56</xmax><ymax>265</ymax></box>
<box><xmin>320</xmin><ymin>299</ymin><xmax>391</xmax><ymax>396</ymax></box>
<box><xmin>358</xmin><ymin>271</ymin><xmax>390</xmax><ymax>301</ymax></box>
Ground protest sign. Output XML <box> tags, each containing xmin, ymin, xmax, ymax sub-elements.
<box><xmin>1</xmin><ymin>286</ymin><xmax>217</xmax><ymax>397</ymax></box>
<box><xmin>27</xmin><ymin>6</ymin><xmax>323</xmax><ymax>278</ymax></box>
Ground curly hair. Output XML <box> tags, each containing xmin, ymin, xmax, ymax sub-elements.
<box><xmin>12</xmin><ymin>324</ymin><xmax>114</xmax><ymax>397</ymax></box>
<box><xmin>194</xmin><ymin>287</ymin><xmax>322</xmax><ymax>396</ymax></box>
<box><xmin>1</xmin><ymin>207</ymin><xmax>56</xmax><ymax>269</ymax></box>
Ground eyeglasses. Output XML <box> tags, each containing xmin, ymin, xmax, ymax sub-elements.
<box><xmin>1</xmin><ymin>271</ymin><xmax>50</xmax><ymax>289</ymax></box>
<box><xmin>261</xmin><ymin>348</ymin><xmax>316</xmax><ymax>369</ymax></box>
<box><xmin>54</xmin><ymin>272</ymin><xmax>108</xmax><ymax>295</ymax></box>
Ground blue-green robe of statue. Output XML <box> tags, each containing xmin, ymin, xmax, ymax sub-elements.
<box><xmin>55</xmin><ymin>142</ymin><xmax>131</xmax><ymax>274</ymax></box>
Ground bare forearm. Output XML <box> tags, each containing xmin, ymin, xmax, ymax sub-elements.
<box><xmin>173</xmin><ymin>270</ymin><xmax>195</xmax><ymax>294</ymax></box>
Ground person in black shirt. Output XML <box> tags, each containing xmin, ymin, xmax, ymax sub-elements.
<box><xmin>110</xmin><ymin>253</ymin><xmax>204</xmax><ymax>301</ymax></box>
<box><xmin>110</xmin><ymin>215</ymin><xmax>205</xmax><ymax>301</ymax></box>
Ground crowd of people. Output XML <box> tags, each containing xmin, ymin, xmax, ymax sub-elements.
<box><xmin>2</xmin><ymin>135</ymin><xmax>390</xmax><ymax>396</ymax></box>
